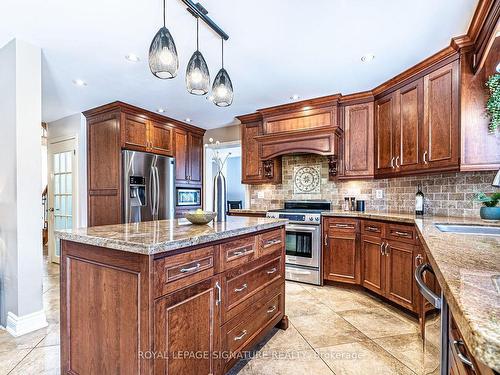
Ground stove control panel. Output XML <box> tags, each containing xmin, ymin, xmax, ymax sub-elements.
<box><xmin>267</xmin><ymin>212</ymin><xmax>321</xmax><ymax>223</ymax></box>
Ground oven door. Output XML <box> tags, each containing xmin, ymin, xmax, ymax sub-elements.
<box><xmin>285</xmin><ymin>224</ymin><xmax>320</xmax><ymax>268</ymax></box>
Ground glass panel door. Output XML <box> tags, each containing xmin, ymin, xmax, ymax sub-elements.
<box><xmin>48</xmin><ymin>138</ymin><xmax>77</xmax><ymax>264</ymax></box>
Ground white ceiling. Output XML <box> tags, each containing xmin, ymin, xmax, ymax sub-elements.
<box><xmin>0</xmin><ymin>0</ymin><xmax>478</xmax><ymax>129</ymax></box>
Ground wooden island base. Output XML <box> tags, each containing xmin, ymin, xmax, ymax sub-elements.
<box><xmin>60</xmin><ymin>224</ymin><xmax>286</xmax><ymax>375</ymax></box>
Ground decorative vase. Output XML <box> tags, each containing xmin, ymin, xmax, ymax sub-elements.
<box><xmin>213</xmin><ymin>170</ymin><xmax>227</xmax><ymax>222</ymax></box>
<box><xmin>479</xmin><ymin>206</ymin><xmax>500</xmax><ymax>221</ymax></box>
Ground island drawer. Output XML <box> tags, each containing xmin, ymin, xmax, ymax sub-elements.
<box><xmin>387</xmin><ymin>223</ymin><xmax>416</xmax><ymax>244</ymax></box>
<box><xmin>258</xmin><ymin>228</ymin><xmax>285</xmax><ymax>257</ymax></box>
<box><xmin>223</xmin><ymin>255</ymin><xmax>283</xmax><ymax>313</ymax></box>
<box><xmin>153</xmin><ymin>245</ymin><xmax>215</xmax><ymax>297</ymax></box>
<box><xmin>361</xmin><ymin>220</ymin><xmax>386</xmax><ymax>237</ymax></box>
<box><xmin>222</xmin><ymin>283</ymin><xmax>284</xmax><ymax>357</ymax></box>
<box><xmin>219</xmin><ymin>235</ymin><xmax>258</xmax><ymax>272</ymax></box>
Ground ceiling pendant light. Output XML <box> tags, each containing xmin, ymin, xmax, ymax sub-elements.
<box><xmin>186</xmin><ymin>17</ymin><xmax>210</xmax><ymax>95</ymax></box>
<box><xmin>212</xmin><ymin>39</ymin><xmax>233</xmax><ymax>107</ymax></box>
<box><xmin>148</xmin><ymin>0</ymin><xmax>178</xmax><ymax>79</ymax></box>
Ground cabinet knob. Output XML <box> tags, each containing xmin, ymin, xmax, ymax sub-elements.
<box><xmin>423</xmin><ymin>151</ymin><xmax>428</xmax><ymax>164</ymax></box>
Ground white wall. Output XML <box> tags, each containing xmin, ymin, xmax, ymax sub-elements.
<box><xmin>46</xmin><ymin>113</ymin><xmax>87</xmax><ymax>228</ymax></box>
<box><xmin>0</xmin><ymin>39</ymin><xmax>46</xmax><ymax>331</ymax></box>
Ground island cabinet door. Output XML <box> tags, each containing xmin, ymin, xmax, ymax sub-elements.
<box><xmin>384</xmin><ymin>240</ymin><xmax>416</xmax><ymax>311</ymax></box>
<box><xmin>360</xmin><ymin>235</ymin><xmax>385</xmax><ymax>295</ymax></box>
<box><xmin>153</xmin><ymin>276</ymin><xmax>221</xmax><ymax>375</ymax></box>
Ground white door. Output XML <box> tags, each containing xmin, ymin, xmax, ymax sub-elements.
<box><xmin>47</xmin><ymin>137</ymin><xmax>77</xmax><ymax>264</ymax></box>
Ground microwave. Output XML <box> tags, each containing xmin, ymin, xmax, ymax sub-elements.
<box><xmin>176</xmin><ymin>188</ymin><xmax>201</xmax><ymax>206</ymax></box>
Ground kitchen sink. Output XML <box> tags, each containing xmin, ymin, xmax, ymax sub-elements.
<box><xmin>435</xmin><ymin>224</ymin><xmax>500</xmax><ymax>236</ymax></box>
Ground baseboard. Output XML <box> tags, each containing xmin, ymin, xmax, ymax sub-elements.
<box><xmin>6</xmin><ymin>310</ymin><xmax>48</xmax><ymax>337</ymax></box>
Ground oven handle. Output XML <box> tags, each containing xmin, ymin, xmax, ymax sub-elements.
<box><xmin>415</xmin><ymin>263</ymin><xmax>441</xmax><ymax>309</ymax></box>
<box><xmin>286</xmin><ymin>225</ymin><xmax>319</xmax><ymax>232</ymax></box>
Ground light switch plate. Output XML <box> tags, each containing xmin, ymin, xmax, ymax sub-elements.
<box><xmin>375</xmin><ymin>189</ymin><xmax>384</xmax><ymax>199</ymax></box>
<box><xmin>257</xmin><ymin>191</ymin><xmax>265</xmax><ymax>199</ymax></box>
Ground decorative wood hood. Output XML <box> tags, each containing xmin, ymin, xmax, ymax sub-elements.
<box><xmin>253</xmin><ymin>94</ymin><xmax>342</xmax><ymax>160</ymax></box>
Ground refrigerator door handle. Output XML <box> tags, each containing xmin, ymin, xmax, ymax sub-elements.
<box><xmin>150</xmin><ymin>164</ymin><xmax>156</xmax><ymax>217</ymax></box>
<box><xmin>154</xmin><ymin>165</ymin><xmax>160</xmax><ymax>219</ymax></box>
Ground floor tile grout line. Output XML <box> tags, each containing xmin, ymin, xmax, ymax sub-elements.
<box><xmin>366</xmin><ymin>337</ymin><xmax>419</xmax><ymax>375</ymax></box>
<box><xmin>6</xmin><ymin>346</ymin><xmax>36</xmax><ymax>375</ymax></box>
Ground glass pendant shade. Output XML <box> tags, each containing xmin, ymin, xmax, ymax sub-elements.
<box><xmin>212</xmin><ymin>68</ymin><xmax>233</xmax><ymax>107</ymax></box>
<box><xmin>186</xmin><ymin>50</ymin><xmax>210</xmax><ymax>95</ymax></box>
<box><xmin>149</xmin><ymin>26</ymin><xmax>179</xmax><ymax>79</ymax></box>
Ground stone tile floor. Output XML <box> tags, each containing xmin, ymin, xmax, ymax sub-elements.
<box><xmin>0</xmin><ymin>257</ymin><xmax>440</xmax><ymax>374</ymax></box>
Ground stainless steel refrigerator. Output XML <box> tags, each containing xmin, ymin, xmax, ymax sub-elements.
<box><xmin>122</xmin><ymin>150</ymin><xmax>175</xmax><ymax>223</ymax></box>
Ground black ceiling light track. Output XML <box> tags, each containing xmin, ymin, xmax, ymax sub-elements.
<box><xmin>181</xmin><ymin>0</ymin><xmax>229</xmax><ymax>41</ymax></box>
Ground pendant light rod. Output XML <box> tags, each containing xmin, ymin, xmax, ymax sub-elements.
<box><xmin>182</xmin><ymin>0</ymin><xmax>229</xmax><ymax>40</ymax></box>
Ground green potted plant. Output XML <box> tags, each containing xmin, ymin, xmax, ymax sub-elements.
<box><xmin>485</xmin><ymin>73</ymin><xmax>500</xmax><ymax>133</ymax></box>
<box><xmin>474</xmin><ymin>192</ymin><xmax>500</xmax><ymax>221</ymax></box>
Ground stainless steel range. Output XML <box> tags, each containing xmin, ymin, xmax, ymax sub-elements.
<box><xmin>267</xmin><ymin>200</ymin><xmax>331</xmax><ymax>285</ymax></box>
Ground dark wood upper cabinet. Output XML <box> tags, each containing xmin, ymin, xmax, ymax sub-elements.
<box><xmin>422</xmin><ymin>60</ymin><xmax>460</xmax><ymax>171</ymax></box>
<box><xmin>122</xmin><ymin>113</ymin><xmax>149</xmax><ymax>151</ymax></box>
<box><xmin>238</xmin><ymin>113</ymin><xmax>282</xmax><ymax>184</ymax></box>
<box><xmin>174</xmin><ymin>129</ymin><xmax>189</xmax><ymax>183</ymax></box>
<box><xmin>188</xmin><ymin>132</ymin><xmax>203</xmax><ymax>184</ymax></box>
<box><xmin>375</xmin><ymin>93</ymin><xmax>397</xmax><ymax>175</ymax></box>
<box><xmin>342</xmin><ymin>102</ymin><xmax>374</xmax><ymax>179</ymax></box>
<box><xmin>149</xmin><ymin>120</ymin><xmax>174</xmax><ymax>156</ymax></box>
<box><xmin>396</xmin><ymin>79</ymin><xmax>423</xmax><ymax>173</ymax></box>
<box><xmin>175</xmin><ymin>129</ymin><xmax>203</xmax><ymax>185</ymax></box>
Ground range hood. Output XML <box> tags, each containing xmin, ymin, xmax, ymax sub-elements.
<box><xmin>254</xmin><ymin>95</ymin><xmax>342</xmax><ymax>177</ymax></box>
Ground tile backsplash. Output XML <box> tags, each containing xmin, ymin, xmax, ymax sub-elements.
<box><xmin>248</xmin><ymin>155</ymin><xmax>499</xmax><ymax>218</ymax></box>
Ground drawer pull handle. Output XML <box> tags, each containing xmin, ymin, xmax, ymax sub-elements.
<box><xmin>232</xmin><ymin>249</ymin><xmax>247</xmax><ymax>256</ymax></box>
<box><xmin>394</xmin><ymin>231</ymin><xmax>410</xmax><ymax>237</ymax></box>
<box><xmin>267</xmin><ymin>306</ymin><xmax>277</xmax><ymax>314</ymax></box>
<box><xmin>264</xmin><ymin>239</ymin><xmax>281</xmax><ymax>247</ymax></box>
<box><xmin>267</xmin><ymin>267</ymin><xmax>277</xmax><ymax>275</ymax></box>
<box><xmin>234</xmin><ymin>330</ymin><xmax>247</xmax><ymax>341</ymax></box>
<box><xmin>335</xmin><ymin>224</ymin><xmax>353</xmax><ymax>228</ymax></box>
<box><xmin>453</xmin><ymin>340</ymin><xmax>474</xmax><ymax>369</ymax></box>
<box><xmin>234</xmin><ymin>284</ymin><xmax>248</xmax><ymax>293</ymax></box>
<box><xmin>366</xmin><ymin>226</ymin><xmax>378</xmax><ymax>232</ymax></box>
<box><xmin>179</xmin><ymin>263</ymin><xmax>201</xmax><ymax>273</ymax></box>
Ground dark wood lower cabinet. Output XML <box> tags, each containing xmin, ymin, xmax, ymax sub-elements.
<box><xmin>154</xmin><ymin>277</ymin><xmax>221</xmax><ymax>375</ymax></box>
<box><xmin>325</xmin><ymin>217</ymin><xmax>422</xmax><ymax>314</ymax></box>
<box><xmin>384</xmin><ymin>240</ymin><xmax>416</xmax><ymax>310</ymax></box>
<box><xmin>60</xmin><ymin>226</ymin><xmax>287</xmax><ymax>375</ymax></box>
<box><xmin>361</xmin><ymin>235</ymin><xmax>385</xmax><ymax>294</ymax></box>
<box><xmin>324</xmin><ymin>231</ymin><xmax>360</xmax><ymax>284</ymax></box>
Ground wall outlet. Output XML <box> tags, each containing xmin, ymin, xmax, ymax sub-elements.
<box><xmin>257</xmin><ymin>191</ymin><xmax>265</xmax><ymax>199</ymax></box>
<box><xmin>375</xmin><ymin>189</ymin><xmax>384</xmax><ymax>199</ymax></box>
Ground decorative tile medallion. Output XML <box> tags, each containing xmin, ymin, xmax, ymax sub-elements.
<box><xmin>293</xmin><ymin>165</ymin><xmax>321</xmax><ymax>194</ymax></box>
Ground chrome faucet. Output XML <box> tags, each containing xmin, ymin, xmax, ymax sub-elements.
<box><xmin>493</xmin><ymin>169</ymin><xmax>500</xmax><ymax>187</ymax></box>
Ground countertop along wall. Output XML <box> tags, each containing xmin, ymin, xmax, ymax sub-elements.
<box><xmin>247</xmin><ymin>154</ymin><xmax>498</xmax><ymax>218</ymax></box>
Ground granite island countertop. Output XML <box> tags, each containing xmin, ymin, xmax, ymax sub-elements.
<box><xmin>323</xmin><ymin>210</ymin><xmax>500</xmax><ymax>371</ymax></box>
<box><xmin>55</xmin><ymin>216</ymin><xmax>287</xmax><ymax>256</ymax></box>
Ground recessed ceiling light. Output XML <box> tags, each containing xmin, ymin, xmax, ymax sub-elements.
<box><xmin>72</xmin><ymin>79</ymin><xmax>87</xmax><ymax>87</ymax></box>
<box><xmin>290</xmin><ymin>94</ymin><xmax>300</xmax><ymax>101</ymax></box>
<box><xmin>157</xmin><ymin>108</ymin><xmax>165</xmax><ymax>113</ymax></box>
<box><xmin>302</xmin><ymin>106</ymin><xmax>312</xmax><ymax>110</ymax></box>
<box><xmin>185</xmin><ymin>118</ymin><xmax>192</xmax><ymax>122</ymax></box>
<box><xmin>125</xmin><ymin>53</ymin><xmax>140</xmax><ymax>62</ymax></box>
<box><xmin>361</xmin><ymin>54</ymin><xmax>375</xmax><ymax>63</ymax></box>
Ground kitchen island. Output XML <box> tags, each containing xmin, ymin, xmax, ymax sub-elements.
<box><xmin>56</xmin><ymin>216</ymin><xmax>288</xmax><ymax>375</ymax></box>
